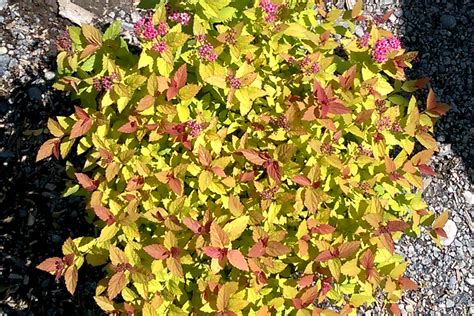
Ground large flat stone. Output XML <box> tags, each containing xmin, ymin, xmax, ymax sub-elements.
<box><xmin>70</xmin><ymin>0</ymin><xmax>132</xmax><ymax>15</ymax></box>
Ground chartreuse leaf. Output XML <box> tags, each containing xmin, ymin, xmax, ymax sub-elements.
<box><xmin>39</xmin><ymin>1</ymin><xmax>448</xmax><ymax>314</ymax></box>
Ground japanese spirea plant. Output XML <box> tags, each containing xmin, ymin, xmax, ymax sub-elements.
<box><xmin>36</xmin><ymin>1</ymin><xmax>451</xmax><ymax>315</ymax></box>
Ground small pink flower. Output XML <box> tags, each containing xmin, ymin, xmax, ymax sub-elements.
<box><xmin>195</xmin><ymin>34</ymin><xmax>206</xmax><ymax>42</ymax></box>
<box><xmin>198</xmin><ymin>42</ymin><xmax>218</xmax><ymax>62</ymax></box>
<box><xmin>372</xmin><ymin>36</ymin><xmax>402</xmax><ymax>63</ymax></box>
<box><xmin>57</xmin><ymin>30</ymin><xmax>72</xmax><ymax>53</ymax></box>
<box><xmin>169</xmin><ymin>11</ymin><xmax>191</xmax><ymax>25</ymax></box>
<box><xmin>358</xmin><ymin>33</ymin><xmax>370</xmax><ymax>48</ymax></box>
<box><xmin>259</xmin><ymin>0</ymin><xmax>280</xmax><ymax>23</ymax></box>
<box><xmin>152</xmin><ymin>41</ymin><xmax>167</xmax><ymax>53</ymax></box>
<box><xmin>226</xmin><ymin>75</ymin><xmax>242</xmax><ymax>89</ymax></box>
<box><xmin>101</xmin><ymin>76</ymin><xmax>113</xmax><ymax>91</ymax></box>
<box><xmin>157</xmin><ymin>21</ymin><xmax>168</xmax><ymax>36</ymax></box>
<box><xmin>186</xmin><ymin>120</ymin><xmax>202</xmax><ymax>137</ymax></box>
<box><xmin>93</xmin><ymin>78</ymin><xmax>102</xmax><ymax>91</ymax></box>
<box><xmin>134</xmin><ymin>17</ymin><xmax>158</xmax><ymax>40</ymax></box>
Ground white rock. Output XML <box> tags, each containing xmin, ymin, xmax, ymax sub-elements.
<box><xmin>58</xmin><ymin>0</ymin><xmax>97</xmax><ymax>25</ymax></box>
<box><xmin>44</xmin><ymin>71</ymin><xmax>55</xmax><ymax>81</ymax></box>
<box><xmin>0</xmin><ymin>47</ymin><xmax>7</xmax><ymax>55</ymax></box>
<box><xmin>440</xmin><ymin>220</ymin><xmax>457</xmax><ymax>246</ymax></box>
<box><xmin>462</xmin><ymin>191</ymin><xmax>474</xmax><ymax>205</ymax></box>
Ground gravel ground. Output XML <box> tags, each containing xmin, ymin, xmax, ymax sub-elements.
<box><xmin>0</xmin><ymin>0</ymin><xmax>473</xmax><ymax>315</ymax></box>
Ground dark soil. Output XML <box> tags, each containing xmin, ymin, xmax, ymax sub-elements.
<box><xmin>0</xmin><ymin>2</ymin><xmax>102</xmax><ymax>315</ymax></box>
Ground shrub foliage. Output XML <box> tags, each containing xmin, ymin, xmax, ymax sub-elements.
<box><xmin>37</xmin><ymin>1</ymin><xmax>450</xmax><ymax>314</ymax></box>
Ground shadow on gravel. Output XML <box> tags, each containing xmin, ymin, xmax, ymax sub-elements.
<box><xmin>0</xmin><ymin>73</ymin><xmax>101</xmax><ymax>315</ymax></box>
<box><xmin>399</xmin><ymin>0</ymin><xmax>474</xmax><ymax>181</ymax></box>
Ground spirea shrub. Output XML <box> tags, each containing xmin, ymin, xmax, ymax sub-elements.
<box><xmin>36</xmin><ymin>1</ymin><xmax>451</xmax><ymax>315</ymax></box>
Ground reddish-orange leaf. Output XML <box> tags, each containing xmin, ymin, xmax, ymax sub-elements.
<box><xmin>210</xmin><ymin>222</ymin><xmax>229</xmax><ymax>248</ymax></box>
<box><xmin>292</xmin><ymin>175</ymin><xmax>311</xmax><ymax>186</ymax></box>
<box><xmin>228</xmin><ymin>249</ymin><xmax>249</xmax><ymax>271</ymax></box>
<box><xmin>36</xmin><ymin>257</ymin><xmax>61</xmax><ymax>272</ymax></box>
<box><xmin>355</xmin><ymin>109</ymin><xmax>374</xmax><ymax>125</ymax></box>
<box><xmin>211</xmin><ymin>166</ymin><xmax>226</xmax><ymax>177</ymax></box>
<box><xmin>265</xmin><ymin>241</ymin><xmax>290</xmax><ymax>257</ymax></box>
<box><xmin>389</xmin><ymin>303</ymin><xmax>401</xmax><ymax>316</ymax></box>
<box><xmin>248</xmin><ymin>241</ymin><xmax>266</xmax><ymax>258</ymax></box>
<box><xmin>399</xmin><ymin>277</ymin><xmax>418</xmax><ymax>290</ymax></box>
<box><xmin>93</xmin><ymin>205</ymin><xmax>115</xmax><ymax>225</ymax></box>
<box><xmin>118</xmin><ymin>120</ymin><xmax>138</xmax><ymax>134</ymax></box>
<box><xmin>64</xmin><ymin>265</ymin><xmax>78</xmax><ymax>295</ymax></box>
<box><xmin>70</xmin><ymin>118</ymin><xmax>93</xmax><ymax>139</ymax></box>
<box><xmin>418</xmin><ymin>164</ymin><xmax>436</xmax><ymax>177</ymax></box>
<box><xmin>300</xmin><ymin>286</ymin><xmax>319</xmax><ymax>307</ymax></box>
<box><xmin>183</xmin><ymin>217</ymin><xmax>204</xmax><ymax>235</ymax></box>
<box><xmin>107</xmin><ymin>271</ymin><xmax>127</xmax><ymax>300</ymax></box>
<box><xmin>144</xmin><ymin>244</ymin><xmax>170</xmax><ymax>260</ymax></box>
<box><xmin>74</xmin><ymin>173</ymin><xmax>98</xmax><ymax>192</ymax></box>
<box><xmin>384</xmin><ymin>156</ymin><xmax>397</xmax><ymax>174</ymax></box>
<box><xmin>168</xmin><ymin>176</ymin><xmax>183</xmax><ymax>196</ymax></box>
<box><xmin>174</xmin><ymin>63</ymin><xmax>188</xmax><ymax>89</ymax></box>
<box><xmin>339</xmin><ymin>65</ymin><xmax>357</xmax><ymax>90</ymax></box>
<box><xmin>360</xmin><ymin>249</ymin><xmax>374</xmax><ymax>270</ymax></box>
<box><xmin>380</xmin><ymin>233</ymin><xmax>395</xmax><ymax>254</ymax></box>
<box><xmin>136</xmin><ymin>95</ymin><xmax>155</xmax><ymax>112</ymax></box>
<box><xmin>74</xmin><ymin>106</ymin><xmax>90</xmax><ymax>120</ymax></box>
<box><xmin>433</xmin><ymin>227</ymin><xmax>448</xmax><ymax>238</ymax></box>
<box><xmin>36</xmin><ymin>138</ymin><xmax>60</xmax><ymax>162</ymax></box>
<box><xmin>315</xmin><ymin>250</ymin><xmax>334</xmax><ymax>262</ymax></box>
<box><xmin>198</xmin><ymin>146</ymin><xmax>212</xmax><ymax>167</ymax></box>
<box><xmin>415</xmin><ymin>77</ymin><xmax>430</xmax><ymax>89</ymax></box>
<box><xmin>240</xmin><ymin>149</ymin><xmax>266</xmax><ymax>165</ymax></box>
<box><xmin>298</xmin><ymin>275</ymin><xmax>315</xmax><ymax>289</ymax></box>
<box><xmin>126</xmin><ymin>176</ymin><xmax>144</xmax><ymax>191</ymax></box>
<box><xmin>238</xmin><ymin>171</ymin><xmax>256</xmax><ymax>182</ymax></box>
<box><xmin>337</xmin><ymin>241</ymin><xmax>360</xmax><ymax>258</ymax></box>
<box><xmin>202</xmin><ymin>246</ymin><xmax>223</xmax><ymax>259</ymax></box>
<box><xmin>266</xmin><ymin>161</ymin><xmax>282</xmax><ymax>183</ymax></box>
<box><xmin>386</xmin><ymin>220</ymin><xmax>410</xmax><ymax>233</ymax></box>
<box><xmin>314</xmin><ymin>224</ymin><xmax>336</xmax><ymax>234</ymax></box>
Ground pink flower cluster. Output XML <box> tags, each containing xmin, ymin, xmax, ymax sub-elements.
<box><xmin>371</xmin><ymin>36</ymin><xmax>401</xmax><ymax>63</ymax></box>
<box><xmin>93</xmin><ymin>74</ymin><xmax>118</xmax><ymax>92</ymax></box>
<box><xmin>152</xmin><ymin>41</ymin><xmax>167</xmax><ymax>53</ymax></box>
<box><xmin>156</xmin><ymin>21</ymin><xmax>168</xmax><ymax>36</ymax></box>
<box><xmin>186</xmin><ymin>120</ymin><xmax>202</xmax><ymax>137</ymax></box>
<box><xmin>358</xmin><ymin>33</ymin><xmax>370</xmax><ymax>48</ymax></box>
<box><xmin>226</xmin><ymin>75</ymin><xmax>242</xmax><ymax>89</ymax></box>
<box><xmin>259</xmin><ymin>0</ymin><xmax>280</xmax><ymax>23</ymax></box>
<box><xmin>198</xmin><ymin>42</ymin><xmax>217</xmax><ymax>62</ymax></box>
<box><xmin>57</xmin><ymin>31</ymin><xmax>72</xmax><ymax>53</ymax></box>
<box><xmin>166</xmin><ymin>5</ymin><xmax>191</xmax><ymax>26</ymax></box>
<box><xmin>134</xmin><ymin>17</ymin><xmax>159</xmax><ymax>40</ymax></box>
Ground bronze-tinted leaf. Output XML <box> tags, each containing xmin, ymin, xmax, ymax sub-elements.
<box><xmin>64</xmin><ymin>265</ymin><xmax>78</xmax><ymax>295</ymax></box>
<box><xmin>315</xmin><ymin>250</ymin><xmax>334</xmax><ymax>262</ymax></box>
<box><xmin>265</xmin><ymin>241</ymin><xmax>290</xmax><ymax>257</ymax></box>
<box><xmin>227</xmin><ymin>249</ymin><xmax>249</xmax><ymax>271</ymax></box>
<box><xmin>74</xmin><ymin>172</ymin><xmax>98</xmax><ymax>192</ymax></box>
<box><xmin>168</xmin><ymin>176</ymin><xmax>183</xmax><ymax>196</ymax></box>
<box><xmin>144</xmin><ymin>244</ymin><xmax>170</xmax><ymax>260</ymax></box>
<box><xmin>266</xmin><ymin>161</ymin><xmax>281</xmax><ymax>183</ymax></box>
<box><xmin>107</xmin><ymin>271</ymin><xmax>127</xmax><ymax>300</ymax></box>
<box><xmin>398</xmin><ymin>276</ymin><xmax>418</xmax><ymax>290</ymax></box>
<box><xmin>36</xmin><ymin>138</ymin><xmax>60</xmax><ymax>162</ymax></box>
<box><xmin>210</xmin><ymin>222</ymin><xmax>229</xmax><ymax>248</ymax></box>
<box><xmin>386</xmin><ymin>220</ymin><xmax>409</xmax><ymax>233</ymax></box>
<box><xmin>337</xmin><ymin>241</ymin><xmax>360</xmax><ymax>258</ymax></box>
<box><xmin>166</xmin><ymin>257</ymin><xmax>184</xmax><ymax>277</ymax></box>
<box><xmin>136</xmin><ymin>95</ymin><xmax>155</xmax><ymax>112</ymax></box>
<box><xmin>70</xmin><ymin>118</ymin><xmax>93</xmax><ymax>139</ymax></box>
<box><xmin>292</xmin><ymin>175</ymin><xmax>311</xmax><ymax>186</ymax></box>
<box><xmin>239</xmin><ymin>149</ymin><xmax>266</xmax><ymax>165</ymax></box>
<box><xmin>248</xmin><ymin>241</ymin><xmax>266</xmax><ymax>258</ymax></box>
<box><xmin>36</xmin><ymin>257</ymin><xmax>61</xmax><ymax>272</ymax></box>
<box><xmin>202</xmin><ymin>246</ymin><xmax>222</xmax><ymax>259</ymax></box>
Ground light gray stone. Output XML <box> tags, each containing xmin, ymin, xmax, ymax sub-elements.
<box><xmin>0</xmin><ymin>0</ymin><xmax>7</xmax><ymax>11</ymax></box>
<box><xmin>0</xmin><ymin>47</ymin><xmax>7</xmax><ymax>55</ymax></box>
